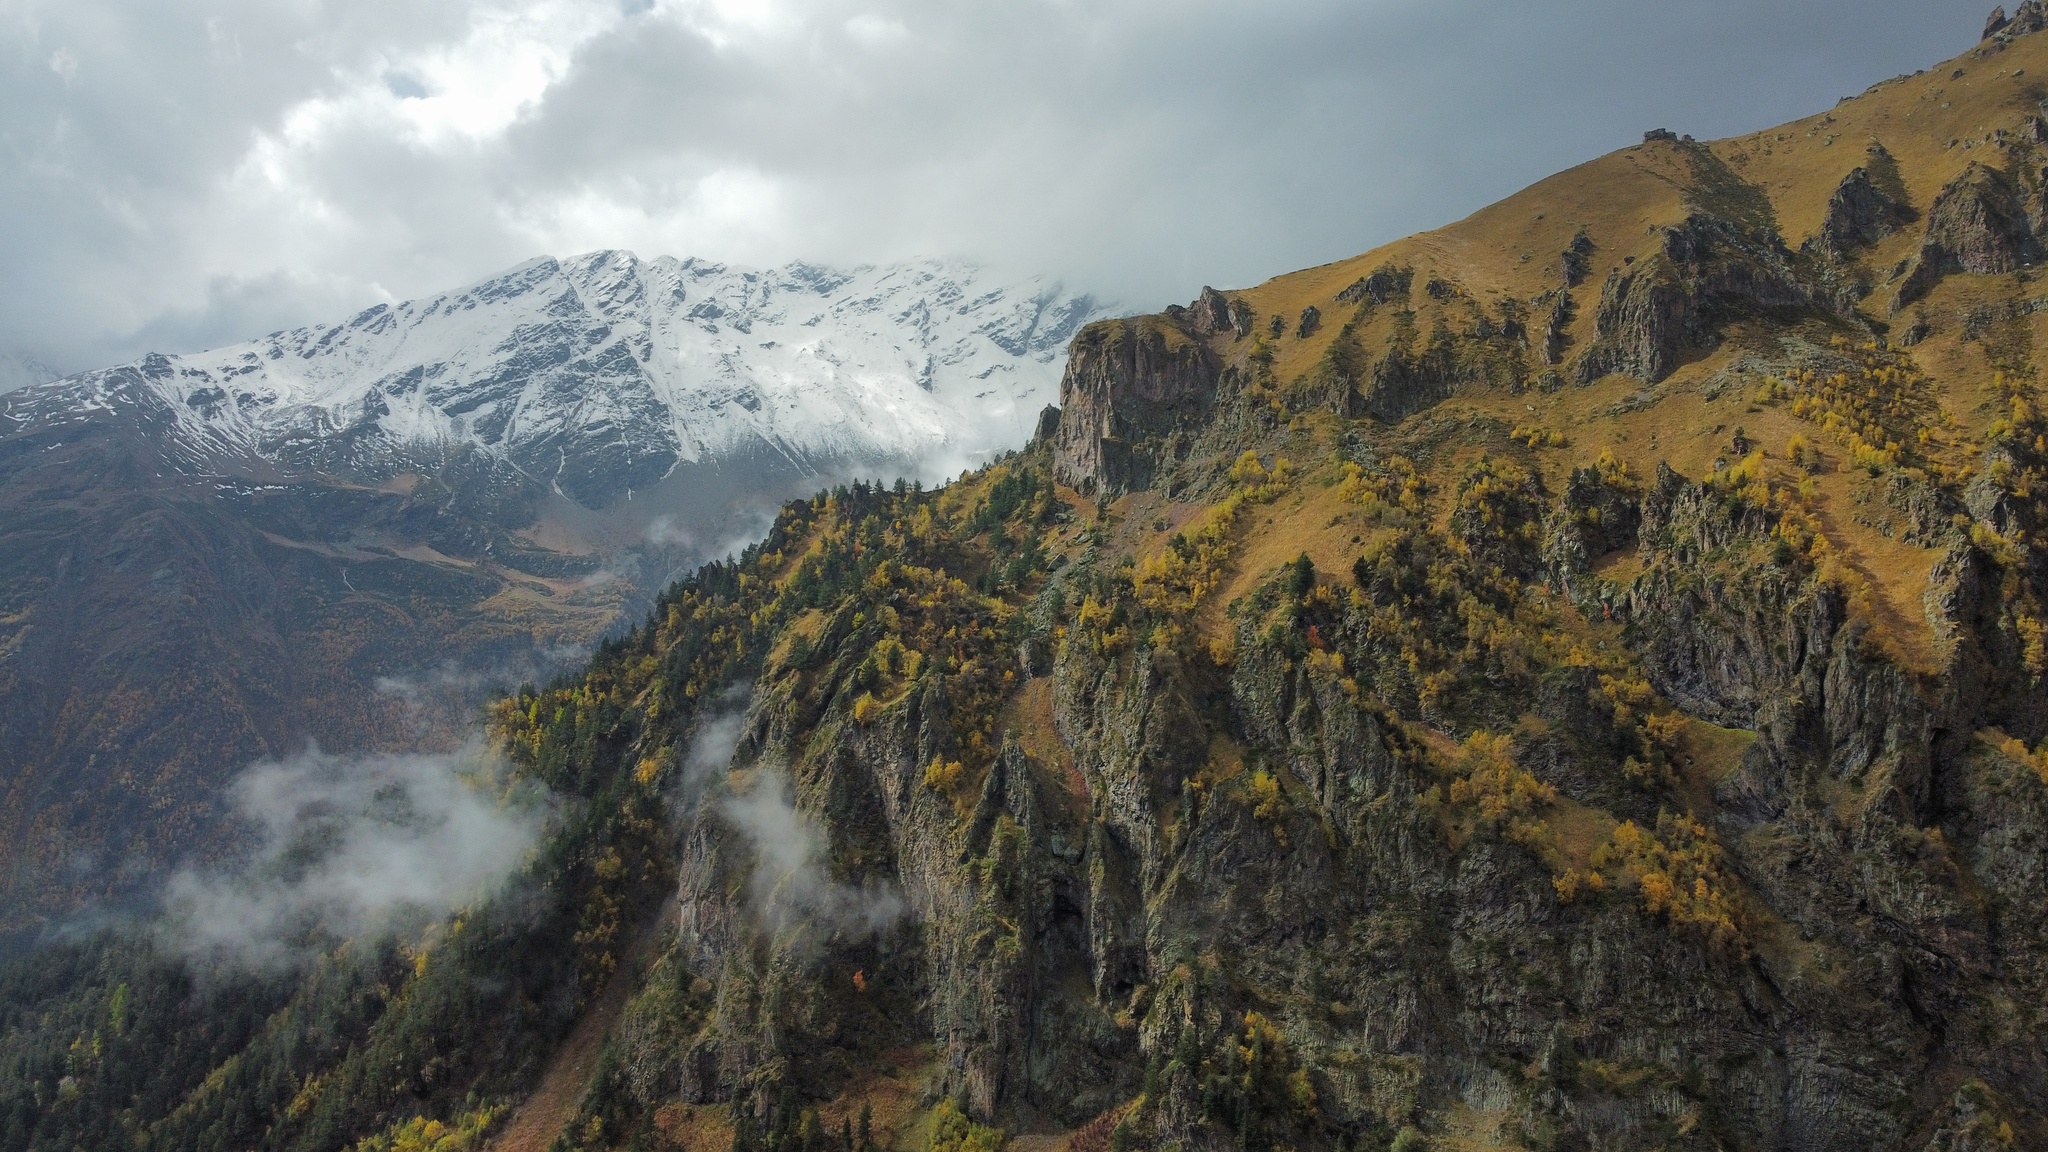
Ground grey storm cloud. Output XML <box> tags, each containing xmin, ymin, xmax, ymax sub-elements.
<box><xmin>0</xmin><ymin>0</ymin><xmax>1989</xmax><ymax>380</ymax></box>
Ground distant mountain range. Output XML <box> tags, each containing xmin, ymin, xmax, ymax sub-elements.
<box><xmin>0</xmin><ymin>253</ymin><xmax>1106</xmax><ymax>938</ymax></box>
<box><xmin>34</xmin><ymin>252</ymin><xmax>1096</xmax><ymax>504</ymax></box>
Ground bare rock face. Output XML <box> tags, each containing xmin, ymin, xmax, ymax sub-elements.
<box><xmin>1542</xmin><ymin>288</ymin><xmax>1574</xmax><ymax>364</ymax></box>
<box><xmin>1228</xmin><ymin>297</ymin><xmax>1256</xmax><ymax>338</ymax></box>
<box><xmin>1188</xmin><ymin>287</ymin><xmax>1237</xmax><ymax>337</ymax></box>
<box><xmin>1560</xmin><ymin>230</ymin><xmax>1595</xmax><ymax>287</ymax></box>
<box><xmin>1578</xmin><ymin>263</ymin><xmax>1693</xmax><ymax>383</ymax></box>
<box><xmin>1815</xmin><ymin>159</ymin><xmax>1914</xmax><ymax>258</ymax></box>
<box><xmin>1924</xmin><ymin>162</ymin><xmax>2038</xmax><ymax>271</ymax></box>
<box><xmin>1031</xmin><ymin>403</ymin><xmax>1061</xmax><ymax>444</ymax></box>
<box><xmin>1358</xmin><ymin>338</ymin><xmax>1461</xmax><ymax>421</ymax></box>
<box><xmin>1986</xmin><ymin>0</ymin><xmax>2048</xmax><ymax>39</ymax></box>
<box><xmin>1897</xmin><ymin>162</ymin><xmax>2042</xmax><ymax>306</ymax></box>
<box><xmin>1051</xmin><ymin>318</ymin><xmax>1219</xmax><ymax>494</ymax></box>
<box><xmin>1576</xmin><ymin>215</ymin><xmax>1813</xmax><ymax>384</ymax></box>
<box><xmin>1166</xmin><ymin>286</ymin><xmax>1252</xmax><ymax>340</ymax></box>
<box><xmin>665</xmin><ymin>445</ymin><xmax>2048</xmax><ymax>1147</ymax></box>
<box><xmin>1335</xmin><ymin>264</ymin><xmax>1413</xmax><ymax>306</ymax></box>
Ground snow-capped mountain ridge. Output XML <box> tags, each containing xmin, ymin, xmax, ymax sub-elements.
<box><xmin>14</xmin><ymin>252</ymin><xmax>1104</xmax><ymax>505</ymax></box>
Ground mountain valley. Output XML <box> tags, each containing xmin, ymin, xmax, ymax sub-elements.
<box><xmin>0</xmin><ymin>254</ymin><xmax>1101</xmax><ymax>938</ymax></box>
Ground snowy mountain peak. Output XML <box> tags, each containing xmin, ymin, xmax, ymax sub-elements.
<box><xmin>9</xmin><ymin>254</ymin><xmax>1107</xmax><ymax>506</ymax></box>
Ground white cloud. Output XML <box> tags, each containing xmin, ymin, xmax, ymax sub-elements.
<box><xmin>676</xmin><ymin>0</ymin><xmax>801</xmax><ymax>48</ymax></box>
<box><xmin>844</xmin><ymin>13</ymin><xmax>907</xmax><ymax>47</ymax></box>
<box><xmin>383</xmin><ymin>0</ymin><xmax>623</xmax><ymax>143</ymax></box>
<box><xmin>0</xmin><ymin>351</ymin><xmax>60</xmax><ymax>392</ymax></box>
<box><xmin>512</xmin><ymin>166</ymin><xmax>792</xmax><ymax>260</ymax></box>
<box><xmin>160</xmin><ymin>742</ymin><xmax>551</xmax><ymax>967</ymax></box>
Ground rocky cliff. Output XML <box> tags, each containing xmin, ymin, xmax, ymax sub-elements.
<box><xmin>1052</xmin><ymin>318</ymin><xmax>1220</xmax><ymax>495</ymax></box>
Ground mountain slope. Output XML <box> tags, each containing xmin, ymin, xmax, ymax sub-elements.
<box><xmin>17</xmin><ymin>10</ymin><xmax>2048</xmax><ymax>1152</ymax></box>
<box><xmin>0</xmin><ymin>255</ymin><xmax>1104</xmax><ymax>938</ymax></box>
<box><xmin>498</xmin><ymin>13</ymin><xmax>2048</xmax><ymax>1151</ymax></box>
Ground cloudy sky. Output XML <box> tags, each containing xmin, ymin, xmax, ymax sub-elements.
<box><xmin>0</xmin><ymin>0</ymin><xmax>1985</xmax><ymax>382</ymax></box>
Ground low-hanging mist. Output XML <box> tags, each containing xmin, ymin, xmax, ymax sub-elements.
<box><xmin>679</xmin><ymin>701</ymin><xmax>905</xmax><ymax>936</ymax></box>
<box><xmin>721</xmin><ymin>774</ymin><xmax>906</xmax><ymax>937</ymax></box>
<box><xmin>160</xmin><ymin>742</ymin><xmax>552</xmax><ymax>967</ymax></box>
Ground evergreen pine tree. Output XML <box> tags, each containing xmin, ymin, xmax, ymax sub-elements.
<box><xmin>730</xmin><ymin>1107</ymin><xmax>763</xmax><ymax>1152</ymax></box>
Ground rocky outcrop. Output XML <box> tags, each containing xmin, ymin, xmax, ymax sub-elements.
<box><xmin>1564</xmin><ymin>462</ymin><xmax>2048</xmax><ymax>1144</ymax></box>
<box><xmin>1052</xmin><ymin>318</ymin><xmax>1221</xmax><ymax>494</ymax></box>
<box><xmin>1578</xmin><ymin>262</ymin><xmax>1691</xmax><ymax>383</ymax></box>
<box><xmin>1576</xmin><ymin>214</ymin><xmax>1816</xmax><ymax>384</ymax></box>
<box><xmin>1295</xmin><ymin>305</ymin><xmax>1322</xmax><ymax>338</ymax></box>
<box><xmin>1173</xmin><ymin>287</ymin><xmax>1248</xmax><ymax>339</ymax></box>
<box><xmin>1359</xmin><ymin>333</ymin><xmax>1464</xmax><ymax>421</ymax></box>
<box><xmin>659</xmin><ymin>437</ymin><xmax>2048</xmax><ymax>1145</ymax></box>
<box><xmin>1560</xmin><ymin>230</ymin><xmax>1595</xmax><ymax>287</ymax></box>
<box><xmin>1335</xmin><ymin>265</ymin><xmax>1414</xmax><ymax>307</ymax></box>
<box><xmin>664</xmin><ymin>641</ymin><xmax>1133</xmax><ymax>1124</ymax></box>
<box><xmin>1897</xmin><ymin>162</ymin><xmax>2042</xmax><ymax>307</ymax></box>
<box><xmin>1984</xmin><ymin>0</ymin><xmax>2048</xmax><ymax>40</ymax></box>
<box><xmin>1229</xmin><ymin>298</ymin><xmax>1257</xmax><ymax>339</ymax></box>
<box><xmin>1542</xmin><ymin>463</ymin><xmax>1643</xmax><ymax>598</ymax></box>
<box><xmin>1032</xmin><ymin>404</ymin><xmax>1061</xmax><ymax>444</ymax></box>
<box><xmin>1815</xmin><ymin>156</ymin><xmax>1914</xmax><ymax>258</ymax></box>
<box><xmin>1541</xmin><ymin>289</ymin><xmax>1574</xmax><ymax>364</ymax></box>
<box><xmin>1614</xmin><ymin>464</ymin><xmax>1838</xmax><ymax>727</ymax></box>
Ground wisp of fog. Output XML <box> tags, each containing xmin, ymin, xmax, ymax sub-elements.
<box><xmin>722</xmin><ymin>772</ymin><xmax>904</xmax><ymax>937</ymax></box>
<box><xmin>161</xmin><ymin>741</ymin><xmax>549</xmax><ymax>967</ymax></box>
<box><xmin>677</xmin><ymin>699</ymin><xmax>904</xmax><ymax>937</ymax></box>
<box><xmin>680</xmin><ymin>705</ymin><xmax>749</xmax><ymax>802</ymax></box>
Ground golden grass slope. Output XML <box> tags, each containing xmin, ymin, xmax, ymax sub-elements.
<box><xmin>1234</xmin><ymin>30</ymin><xmax>2048</xmax><ymax>378</ymax></box>
<box><xmin>1147</xmin><ymin>27</ymin><xmax>2048</xmax><ymax>667</ymax></box>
